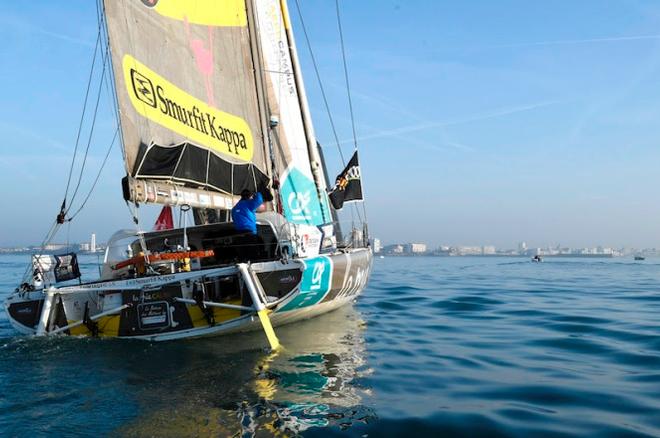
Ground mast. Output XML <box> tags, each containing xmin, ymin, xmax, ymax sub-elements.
<box><xmin>278</xmin><ymin>0</ymin><xmax>329</xmax><ymax>207</ymax></box>
<box><xmin>245</xmin><ymin>0</ymin><xmax>279</xmax><ymax>213</ymax></box>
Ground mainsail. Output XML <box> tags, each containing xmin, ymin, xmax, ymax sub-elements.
<box><xmin>104</xmin><ymin>0</ymin><xmax>271</xmax><ymax>209</ymax></box>
<box><xmin>105</xmin><ymin>0</ymin><xmax>335</xmax><ymax>232</ymax></box>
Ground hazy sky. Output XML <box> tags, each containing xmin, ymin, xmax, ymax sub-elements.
<box><xmin>1</xmin><ymin>1</ymin><xmax>660</xmax><ymax>249</ymax></box>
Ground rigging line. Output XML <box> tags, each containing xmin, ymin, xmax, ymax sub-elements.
<box><xmin>66</xmin><ymin>221</ymin><xmax>71</xmax><ymax>250</ymax></box>
<box><xmin>124</xmin><ymin>201</ymin><xmax>150</xmax><ymax>268</ymax></box>
<box><xmin>105</xmin><ymin>63</ymin><xmax>127</xmax><ymax>165</ymax></box>
<box><xmin>292</xmin><ymin>0</ymin><xmax>345</xmax><ymax>165</ymax></box>
<box><xmin>335</xmin><ymin>0</ymin><xmax>358</xmax><ymax>152</ymax></box>
<box><xmin>67</xmin><ymin>127</ymin><xmax>119</xmax><ymax>221</ymax></box>
<box><xmin>102</xmin><ymin>60</ymin><xmax>123</xmax><ymax>161</ymax></box>
<box><xmin>66</xmin><ymin>44</ymin><xmax>110</xmax><ymax>215</ymax></box>
<box><xmin>22</xmin><ymin>1</ymin><xmax>105</xmax><ymax>285</ymax></box>
<box><xmin>98</xmin><ymin>0</ymin><xmax>127</xmax><ymax>165</ymax></box>
<box><xmin>62</xmin><ymin>28</ymin><xmax>102</xmax><ymax>206</ymax></box>
<box><xmin>294</xmin><ymin>0</ymin><xmax>362</xmax><ymax>225</ymax></box>
<box><xmin>335</xmin><ymin>1</ymin><xmax>368</xmax><ymax>225</ymax></box>
<box><xmin>99</xmin><ymin>17</ymin><xmax>120</xmax><ymax>150</ymax></box>
<box><xmin>124</xmin><ymin>200</ymin><xmax>139</xmax><ymax>226</ymax></box>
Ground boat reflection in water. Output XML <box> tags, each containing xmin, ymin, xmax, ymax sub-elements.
<box><xmin>111</xmin><ymin>306</ymin><xmax>374</xmax><ymax>437</ymax></box>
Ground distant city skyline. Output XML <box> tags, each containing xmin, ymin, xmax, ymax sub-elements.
<box><xmin>372</xmin><ymin>239</ymin><xmax>655</xmax><ymax>257</ymax></box>
<box><xmin>2</xmin><ymin>1</ymin><xmax>660</xmax><ymax>248</ymax></box>
<box><xmin>374</xmin><ymin>239</ymin><xmax>657</xmax><ymax>252</ymax></box>
<box><xmin>2</xmin><ymin>234</ymin><xmax>657</xmax><ymax>256</ymax></box>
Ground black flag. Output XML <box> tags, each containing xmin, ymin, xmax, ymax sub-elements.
<box><xmin>329</xmin><ymin>151</ymin><xmax>363</xmax><ymax>210</ymax></box>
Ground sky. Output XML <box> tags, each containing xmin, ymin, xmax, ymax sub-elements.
<box><xmin>1</xmin><ymin>1</ymin><xmax>660</xmax><ymax>249</ymax></box>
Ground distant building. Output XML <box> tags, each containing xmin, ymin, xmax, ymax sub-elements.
<box><xmin>482</xmin><ymin>245</ymin><xmax>496</xmax><ymax>255</ymax></box>
<box><xmin>518</xmin><ymin>241</ymin><xmax>527</xmax><ymax>253</ymax></box>
<box><xmin>44</xmin><ymin>243</ymin><xmax>68</xmax><ymax>252</ymax></box>
<box><xmin>79</xmin><ymin>243</ymin><xmax>91</xmax><ymax>252</ymax></box>
<box><xmin>91</xmin><ymin>233</ymin><xmax>97</xmax><ymax>253</ymax></box>
<box><xmin>456</xmin><ymin>246</ymin><xmax>482</xmax><ymax>256</ymax></box>
<box><xmin>371</xmin><ymin>238</ymin><xmax>382</xmax><ymax>253</ymax></box>
<box><xmin>404</xmin><ymin>243</ymin><xmax>427</xmax><ymax>254</ymax></box>
<box><xmin>383</xmin><ymin>243</ymin><xmax>403</xmax><ymax>254</ymax></box>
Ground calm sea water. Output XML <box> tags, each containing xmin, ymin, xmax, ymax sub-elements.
<box><xmin>1</xmin><ymin>254</ymin><xmax>660</xmax><ymax>437</ymax></box>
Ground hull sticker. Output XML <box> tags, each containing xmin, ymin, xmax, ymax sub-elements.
<box><xmin>279</xmin><ymin>256</ymin><xmax>332</xmax><ymax>311</ymax></box>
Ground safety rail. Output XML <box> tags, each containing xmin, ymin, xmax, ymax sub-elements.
<box><xmin>173</xmin><ymin>297</ymin><xmax>253</xmax><ymax>312</ymax></box>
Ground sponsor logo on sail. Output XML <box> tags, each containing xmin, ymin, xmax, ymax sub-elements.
<box><xmin>131</xmin><ymin>70</ymin><xmax>157</xmax><ymax>107</ymax></box>
<box><xmin>280</xmin><ymin>167</ymin><xmax>331</xmax><ymax>226</ymax></box>
<box><xmin>123</xmin><ymin>55</ymin><xmax>254</xmax><ymax>162</ymax></box>
<box><xmin>287</xmin><ymin>191</ymin><xmax>312</xmax><ymax>221</ymax></box>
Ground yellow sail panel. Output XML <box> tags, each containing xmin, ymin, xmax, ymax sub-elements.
<box><xmin>148</xmin><ymin>0</ymin><xmax>248</xmax><ymax>27</ymax></box>
<box><xmin>123</xmin><ymin>54</ymin><xmax>254</xmax><ymax>162</ymax></box>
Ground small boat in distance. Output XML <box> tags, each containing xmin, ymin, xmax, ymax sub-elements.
<box><xmin>532</xmin><ymin>255</ymin><xmax>543</xmax><ymax>263</ymax></box>
<box><xmin>634</xmin><ymin>255</ymin><xmax>645</xmax><ymax>261</ymax></box>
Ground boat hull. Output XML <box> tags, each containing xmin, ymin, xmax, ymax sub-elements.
<box><xmin>4</xmin><ymin>248</ymin><xmax>372</xmax><ymax>342</ymax></box>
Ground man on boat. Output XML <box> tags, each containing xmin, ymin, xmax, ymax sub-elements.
<box><xmin>231</xmin><ymin>188</ymin><xmax>273</xmax><ymax>261</ymax></box>
<box><xmin>232</xmin><ymin>188</ymin><xmax>273</xmax><ymax>234</ymax></box>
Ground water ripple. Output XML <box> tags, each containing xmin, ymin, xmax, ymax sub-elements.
<box><xmin>2</xmin><ymin>255</ymin><xmax>660</xmax><ymax>436</ymax></box>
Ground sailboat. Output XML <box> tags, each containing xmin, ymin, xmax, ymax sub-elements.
<box><xmin>4</xmin><ymin>0</ymin><xmax>372</xmax><ymax>347</ymax></box>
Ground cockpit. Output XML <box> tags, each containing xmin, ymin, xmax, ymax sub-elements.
<box><xmin>102</xmin><ymin>214</ymin><xmax>289</xmax><ymax>281</ymax></box>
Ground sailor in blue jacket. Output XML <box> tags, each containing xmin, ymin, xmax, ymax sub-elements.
<box><xmin>231</xmin><ymin>189</ymin><xmax>265</xmax><ymax>234</ymax></box>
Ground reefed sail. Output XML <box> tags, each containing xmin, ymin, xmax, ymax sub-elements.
<box><xmin>104</xmin><ymin>0</ymin><xmax>270</xmax><ymax>209</ymax></box>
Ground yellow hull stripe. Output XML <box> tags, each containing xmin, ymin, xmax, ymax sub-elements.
<box><xmin>66</xmin><ymin>315</ymin><xmax>121</xmax><ymax>337</ymax></box>
<box><xmin>187</xmin><ymin>300</ymin><xmax>243</xmax><ymax>328</ymax></box>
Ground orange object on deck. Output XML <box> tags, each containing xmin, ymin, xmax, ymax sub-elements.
<box><xmin>112</xmin><ymin>250</ymin><xmax>215</xmax><ymax>270</ymax></box>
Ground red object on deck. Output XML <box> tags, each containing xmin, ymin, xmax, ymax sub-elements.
<box><xmin>153</xmin><ymin>206</ymin><xmax>174</xmax><ymax>231</ymax></box>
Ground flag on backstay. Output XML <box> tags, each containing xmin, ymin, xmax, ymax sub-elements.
<box><xmin>153</xmin><ymin>206</ymin><xmax>174</xmax><ymax>231</ymax></box>
<box><xmin>329</xmin><ymin>151</ymin><xmax>363</xmax><ymax>210</ymax></box>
